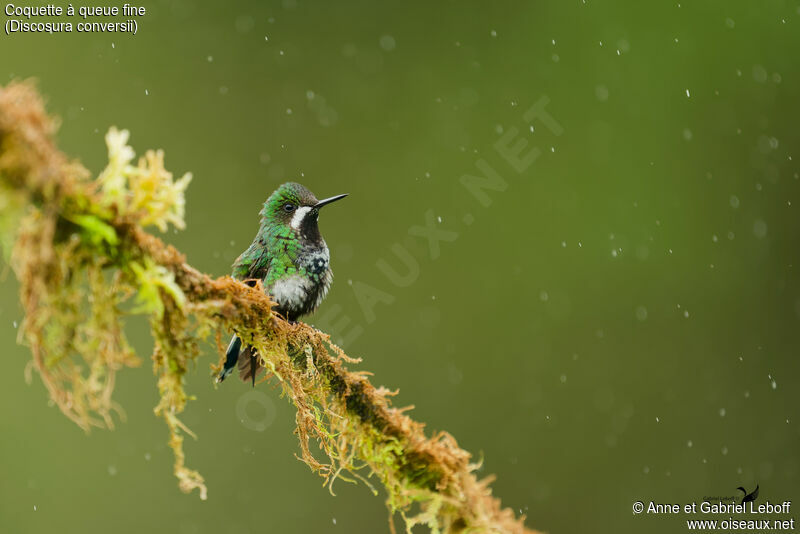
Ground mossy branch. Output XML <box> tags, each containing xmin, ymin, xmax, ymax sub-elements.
<box><xmin>0</xmin><ymin>81</ymin><xmax>538</xmax><ymax>534</ymax></box>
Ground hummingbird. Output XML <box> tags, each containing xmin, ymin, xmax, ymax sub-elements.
<box><xmin>737</xmin><ymin>484</ymin><xmax>759</xmax><ymax>505</ymax></box>
<box><xmin>217</xmin><ymin>182</ymin><xmax>347</xmax><ymax>384</ymax></box>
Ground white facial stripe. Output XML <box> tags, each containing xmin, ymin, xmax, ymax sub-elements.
<box><xmin>290</xmin><ymin>206</ymin><xmax>312</xmax><ymax>230</ymax></box>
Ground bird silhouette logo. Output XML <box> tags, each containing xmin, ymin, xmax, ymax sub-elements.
<box><xmin>737</xmin><ymin>484</ymin><xmax>759</xmax><ymax>504</ymax></box>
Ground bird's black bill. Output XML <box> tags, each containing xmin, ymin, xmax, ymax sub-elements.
<box><xmin>314</xmin><ymin>193</ymin><xmax>348</xmax><ymax>208</ymax></box>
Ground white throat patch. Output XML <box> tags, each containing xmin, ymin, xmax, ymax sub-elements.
<box><xmin>290</xmin><ymin>206</ymin><xmax>312</xmax><ymax>230</ymax></box>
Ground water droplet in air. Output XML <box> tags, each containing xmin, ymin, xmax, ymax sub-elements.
<box><xmin>753</xmin><ymin>219</ymin><xmax>767</xmax><ymax>239</ymax></box>
<box><xmin>379</xmin><ymin>35</ymin><xmax>396</xmax><ymax>51</ymax></box>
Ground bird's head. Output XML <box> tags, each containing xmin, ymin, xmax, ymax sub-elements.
<box><xmin>260</xmin><ymin>182</ymin><xmax>347</xmax><ymax>241</ymax></box>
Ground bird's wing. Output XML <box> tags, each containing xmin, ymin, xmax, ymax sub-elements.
<box><xmin>232</xmin><ymin>243</ymin><xmax>272</xmax><ymax>281</ymax></box>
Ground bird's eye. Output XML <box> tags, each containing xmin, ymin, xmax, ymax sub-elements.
<box><xmin>283</xmin><ymin>203</ymin><xmax>296</xmax><ymax>213</ymax></box>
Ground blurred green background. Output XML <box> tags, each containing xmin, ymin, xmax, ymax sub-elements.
<box><xmin>1</xmin><ymin>1</ymin><xmax>799</xmax><ymax>533</ymax></box>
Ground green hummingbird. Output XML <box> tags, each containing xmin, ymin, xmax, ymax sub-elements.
<box><xmin>217</xmin><ymin>182</ymin><xmax>347</xmax><ymax>384</ymax></box>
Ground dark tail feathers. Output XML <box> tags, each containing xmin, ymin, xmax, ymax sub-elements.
<box><xmin>217</xmin><ymin>334</ymin><xmax>264</xmax><ymax>386</ymax></box>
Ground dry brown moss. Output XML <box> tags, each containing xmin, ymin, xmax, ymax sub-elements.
<box><xmin>0</xmin><ymin>81</ymin><xmax>539</xmax><ymax>534</ymax></box>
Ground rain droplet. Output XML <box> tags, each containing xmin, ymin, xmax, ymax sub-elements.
<box><xmin>753</xmin><ymin>219</ymin><xmax>767</xmax><ymax>239</ymax></box>
<box><xmin>379</xmin><ymin>35</ymin><xmax>396</xmax><ymax>51</ymax></box>
<box><xmin>753</xmin><ymin>65</ymin><xmax>768</xmax><ymax>83</ymax></box>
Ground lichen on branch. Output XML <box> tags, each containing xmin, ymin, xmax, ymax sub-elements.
<box><xmin>0</xmin><ymin>81</ymin><xmax>538</xmax><ymax>534</ymax></box>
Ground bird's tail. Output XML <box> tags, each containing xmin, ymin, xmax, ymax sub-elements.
<box><xmin>217</xmin><ymin>334</ymin><xmax>265</xmax><ymax>386</ymax></box>
<box><xmin>217</xmin><ymin>335</ymin><xmax>242</xmax><ymax>383</ymax></box>
<box><xmin>237</xmin><ymin>345</ymin><xmax>265</xmax><ymax>386</ymax></box>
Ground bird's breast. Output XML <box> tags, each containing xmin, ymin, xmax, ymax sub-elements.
<box><xmin>300</xmin><ymin>245</ymin><xmax>330</xmax><ymax>275</ymax></box>
<box><xmin>270</xmin><ymin>274</ymin><xmax>314</xmax><ymax>311</ymax></box>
